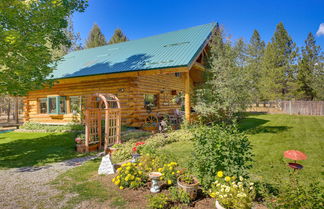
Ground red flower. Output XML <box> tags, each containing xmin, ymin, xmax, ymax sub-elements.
<box><xmin>132</xmin><ymin>147</ymin><xmax>137</xmax><ymax>152</ymax></box>
<box><xmin>135</xmin><ymin>142</ymin><xmax>145</xmax><ymax>146</ymax></box>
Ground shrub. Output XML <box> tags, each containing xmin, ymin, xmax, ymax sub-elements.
<box><xmin>168</xmin><ymin>186</ymin><xmax>191</xmax><ymax>204</ymax></box>
<box><xmin>147</xmin><ymin>193</ymin><xmax>170</xmax><ymax>209</ymax></box>
<box><xmin>122</xmin><ymin>130</ymin><xmax>152</xmax><ymax>142</ymax></box>
<box><xmin>112</xmin><ymin>162</ymin><xmax>147</xmax><ymax>189</ymax></box>
<box><xmin>20</xmin><ymin>122</ymin><xmax>84</xmax><ymax>133</ymax></box>
<box><xmin>191</xmin><ymin>124</ymin><xmax>253</xmax><ymax>188</ymax></box>
<box><xmin>209</xmin><ymin>172</ymin><xmax>255</xmax><ymax>209</ymax></box>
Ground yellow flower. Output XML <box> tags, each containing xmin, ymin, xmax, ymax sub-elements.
<box><xmin>121</xmin><ymin>164</ymin><xmax>126</xmax><ymax>167</ymax></box>
<box><xmin>125</xmin><ymin>177</ymin><xmax>129</xmax><ymax>181</ymax></box>
<box><xmin>176</xmin><ymin>170</ymin><xmax>180</xmax><ymax>174</ymax></box>
<box><xmin>138</xmin><ymin>171</ymin><xmax>143</xmax><ymax>175</ymax></box>
<box><xmin>126</xmin><ymin>166</ymin><xmax>131</xmax><ymax>170</ymax></box>
<box><xmin>119</xmin><ymin>186</ymin><xmax>124</xmax><ymax>190</ymax></box>
<box><xmin>158</xmin><ymin>168</ymin><xmax>163</xmax><ymax>172</ymax></box>
<box><xmin>167</xmin><ymin>180</ymin><xmax>172</xmax><ymax>185</ymax></box>
<box><xmin>169</xmin><ymin>167</ymin><xmax>173</xmax><ymax>170</ymax></box>
<box><xmin>115</xmin><ymin>180</ymin><xmax>120</xmax><ymax>185</ymax></box>
<box><xmin>138</xmin><ymin>163</ymin><xmax>143</xmax><ymax>166</ymax></box>
<box><xmin>225</xmin><ymin>176</ymin><xmax>231</xmax><ymax>182</ymax></box>
<box><xmin>231</xmin><ymin>176</ymin><xmax>236</xmax><ymax>180</ymax></box>
<box><xmin>117</xmin><ymin>168</ymin><xmax>122</xmax><ymax>172</ymax></box>
<box><xmin>172</xmin><ymin>172</ymin><xmax>175</xmax><ymax>175</ymax></box>
<box><xmin>210</xmin><ymin>192</ymin><xmax>217</xmax><ymax>198</ymax></box>
<box><xmin>136</xmin><ymin>177</ymin><xmax>141</xmax><ymax>181</ymax></box>
<box><xmin>217</xmin><ymin>171</ymin><xmax>223</xmax><ymax>178</ymax></box>
<box><xmin>112</xmin><ymin>178</ymin><xmax>115</xmax><ymax>183</ymax></box>
<box><xmin>130</xmin><ymin>175</ymin><xmax>135</xmax><ymax>180</ymax></box>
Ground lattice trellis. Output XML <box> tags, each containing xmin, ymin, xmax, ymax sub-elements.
<box><xmin>84</xmin><ymin>93</ymin><xmax>121</xmax><ymax>152</ymax></box>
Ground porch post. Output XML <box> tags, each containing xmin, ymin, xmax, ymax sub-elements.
<box><xmin>184</xmin><ymin>71</ymin><xmax>191</xmax><ymax>122</ymax></box>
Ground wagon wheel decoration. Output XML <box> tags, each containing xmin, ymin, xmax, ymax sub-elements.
<box><xmin>145</xmin><ymin>115</ymin><xmax>159</xmax><ymax>127</ymax></box>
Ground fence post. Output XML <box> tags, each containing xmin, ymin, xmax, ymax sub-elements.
<box><xmin>289</xmin><ymin>101</ymin><xmax>292</xmax><ymax>115</ymax></box>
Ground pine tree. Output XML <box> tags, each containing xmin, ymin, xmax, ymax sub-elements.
<box><xmin>246</xmin><ymin>30</ymin><xmax>265</xmax><ymax>104</ymax></box>
<box><xmin>193</xmin><ymin>24</ymin><xmax>252</xmax><ymax>122</ymax></box>
<box><xmin>298</xmin><ymin>32</ymin><xmax>324</xmax><ymax>100</ymax></box>
<box><xmin>108</xmin><ymin>28</ymin><xmax>128</xmax><ymax>44</ymax></box>
<box><xmin>85</xmin><ymin>23</ymin><xmax>107</xmax><ymax>49</ymax></box>
<box><xmin>259</xmin><ymin>22</ymin><xmax>299</xmax><ymax>100</ymax></box>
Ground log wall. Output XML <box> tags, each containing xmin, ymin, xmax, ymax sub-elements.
<box><xmin>24</xmin><ymin>72</ymin><xmax>186</xmax><ymax>127</ymax></box>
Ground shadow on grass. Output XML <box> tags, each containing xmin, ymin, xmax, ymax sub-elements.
<box><xmin>0</xmin><ymin>132</ymin><xmax>84</xmax><ymax>169</ymax></box>
<box><xmin>239</xmin><ymin>116</ymin><xmax>291</xmax><ymax>134</ymax></box>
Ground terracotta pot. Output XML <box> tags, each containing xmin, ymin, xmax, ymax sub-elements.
<box><xmin>76</xmin><ymin>144</ymin><xmax>86</xmax><ymax>153</ymax></box>
<box><xmin>106</xmin><ymin>147</ymin><xmax>119</xmax><ymax>155</ymax></box>
<box><xmin>88</xmin><ymin>143</ymin><xmax>99</xmax><ymax>152</ymax></box>
<box><xmin>177</xmin><ymin>176</ymin><xmax>199</xmax><ymax>200</ymax></box>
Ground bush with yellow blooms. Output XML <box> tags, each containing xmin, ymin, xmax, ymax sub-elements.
<box><xmin>209</xmin><ymin>171</ymin><xmax>255</xmax><ymax>209</ymax></box>
<box><xmin>112</xmin><ymin>162</ymin><xmax>147</xmax><ymax>189</ymax></box>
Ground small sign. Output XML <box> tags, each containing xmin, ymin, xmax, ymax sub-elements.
<box><xmin>98</xmin><ymin>155</ymin><xmax>115</xmax><ymax>175</ymax></box>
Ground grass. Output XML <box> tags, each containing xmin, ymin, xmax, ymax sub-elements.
<box><xmin>0</xmin><ymin>132</ymin><xmax>85</xmax><ymax>169</ymax></box>
<box><xmin>51</xmin><ymin>159</ymin><xmax>127</xmax><ymax>209</ymax></box>
<box><xmin>161</xmin><ymin>114</ymin><xmax>324</xmax><ymax>186</ymax></box>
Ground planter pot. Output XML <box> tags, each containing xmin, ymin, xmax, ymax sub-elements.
<box><xmin>215</xmin><ymin>200</ymin><xmax>226</xmax><ymax>209</ymax></box>
<box><xmin>88</xmin><ymin>143</ymin><xmax>99</xmax><ymax>152</ymax></box>
<box><xmin>177</xmin><ymin>176</ymin><xmax>199</xmax><ymax>200</ymax></box>
<box><xmin>106</xmin><ymin>147</ymin><xmax>119</xmax><ymax>155</ymax></box>
<box><xmin>76</xmin><ymin>144</ymin><xmax>86</xmax><ymax>153</ymax></box>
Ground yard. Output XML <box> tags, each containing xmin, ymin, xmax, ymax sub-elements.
<box><xmin>0</xmin><ymin>114</ymin><xmax>323</xmax><ymax>208</ymax></box>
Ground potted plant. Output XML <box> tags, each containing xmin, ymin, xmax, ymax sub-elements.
<box><xmin>131</xmin><ymin>141</ymin><xmax>145</xmax><ymax>162</ymax></box>
<box><xmin>209</xmin><ymin>171</ymin><xmax>255</xmax><ymax>209</ymax></box>
<box><xmin>75</xmin><ymin>134</ymin><xmax>86</xmax><ymax>153</ymax></box>
<box><xmin>177</xmin><ymin>174</ymin><xmax>199</xmax><ymax>200</ymax></box>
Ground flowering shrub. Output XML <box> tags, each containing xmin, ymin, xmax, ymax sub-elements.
<box><xmin>75</xmin><ymin>133</ymin><xmax>85</xmax><ymax>144</ymax></box>
<box><xmin>209</xmin><ymin>171</ymin><xmax>255</xmax><ymax>209</ymax></box>
<box><xmin>158</xmin><ymin>162</ymin><xmax>179</xmax><ymax>185</ymax></box>
<box><xmin>191</xmin><ymin>124</ymin><xmax>253</xmax><ymax>188</ymax></box>
<box><xmin>132</xmin><ymin>141</ymin><xmax>145</xmax><ymax>154</ymax></box>
<box><xmin>112</xmin><ymin>162</ymin><xmax>147</xmax><ymax>189</ymax></box>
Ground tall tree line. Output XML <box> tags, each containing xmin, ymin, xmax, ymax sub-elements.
<box><xmin>245</xmin><ymin>22</ymin><xmax>323</xmax><ymax>102</ymax></box>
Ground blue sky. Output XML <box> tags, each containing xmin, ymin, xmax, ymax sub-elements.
<box><xmin>73</xmin><ymin>0</ymin><xmax>324</xmax><ymax>48</ymax></box>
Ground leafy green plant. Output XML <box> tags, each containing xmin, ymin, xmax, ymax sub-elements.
<box><xmin>147</xmin><ymin>193</ymin><xmax>170</xmax><ymax>209</ymax></box>
<box><xmin>191</xmin><ymin>124</ymin><xmax>253</xmax><ymax>188</ymax></box>
<box><xmin>158</xmin><ymin>162</ymin><xmax>180</xmax><ymax>185</ymax></box>
<box><xmin>168</xmin><ymin>186</ymin><xmax>191</xmax><ymax>204</ymax></box>
<box><xmin>112</xmin><ymin>162</ymin><xmax>147</xmax><ymax>189</ymax></box>
<box><xmin>178</xmin><ymin>174</ymin><xmax>195</xmax><ymax>185</ymax></box>
<box><xmin>209</xmin><ymin>172</ymin><xmax>255</xmax><ymax>209</ymax></box>
<box><xmin>21</xmin><ymin>122</ymin><xmax>84</xmax><ymax>133</ymax></box>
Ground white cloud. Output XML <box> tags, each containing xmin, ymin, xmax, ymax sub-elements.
<box><xmin>316</xmin><ymin>23</ymin><xmax>324</xmax><ymax>36</ymax></box>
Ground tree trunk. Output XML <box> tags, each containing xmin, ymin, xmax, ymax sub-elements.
<box><xmin>7</xmin><ymin>99</ymin><xmax>11</xmax><ymax>123</ymax></box>
<box><xmin>15</xmin><ymin>97</ymin><xmax>19</xmax><ymax>124</ymax></box>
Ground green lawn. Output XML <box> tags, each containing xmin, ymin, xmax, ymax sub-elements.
<box><xmin>161</xmin><ymin>114</ymin><xmax>324</xmax><ymax>185</ymax></box>
<box><xmin>0</xmin><ymin>132</ymin><xmax>85</xmax><ymax>169</ymax></box>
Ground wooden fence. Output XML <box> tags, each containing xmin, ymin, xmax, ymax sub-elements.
<box><xmin>247</xmin><ymin>101</ymin><xmax>324</xmax><ymax>116</ymax></box>
<box><xmin>281</xmin><ymin>101</ymin><xmax>324</xmax><ymax>116</ymax></box>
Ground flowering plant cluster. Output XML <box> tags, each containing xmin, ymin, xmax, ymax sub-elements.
<box><xmin>132</xmin><ymin>141</ymin><xmax>145</xmax><ymax>154</ymax></box>
<box><xmin>112</xmin><ymin>162</ymin><xmax>147</xmax><ymax>190</ymax></box>
<box><xmin>75</xmin><ymin>137</ymin><xmax>85</xmax><ymax>144</ymax></box>
<box><xmin>209</xmin><ymin>171</ymin><xmax>255</xmax><ymax>209</ymax></box>
<box><xmin>158</xmin><ymin>162</ymin><xmax>180</xmax><ymax>185</ymax></box>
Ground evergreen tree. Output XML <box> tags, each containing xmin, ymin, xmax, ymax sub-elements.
<box><xmin>194</xmin><ymin>24</ymin><xmax>252</xmax><ymax>123</ymax></box>
<box><xmin>85</xmin><ymin>23</ymin><xmax>107</xmax><ymax>49</ymax></box>
<box><xmin>108</xmin><ymin>28</ymin><xmax>128</xmax><ymax>44</ymax></box>
<box><xmin>246</xmin><ymin>30</ymin><xmax>265</xmax><ymax>104</ymax></box>
<box><xmin>298</xmin><ymin>32</ymin><xmax>324</xmax><ymax>100</ymax></box>
<box><xmin>259</xmin><ymin>22</ymin><xmax>299</xmax><ymax>100</ymax></box>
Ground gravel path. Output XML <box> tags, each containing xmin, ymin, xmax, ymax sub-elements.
<box><xmin>0</xmin><ymin>155</ymin><xmax>100</xmax><ymax>209</ymax></box>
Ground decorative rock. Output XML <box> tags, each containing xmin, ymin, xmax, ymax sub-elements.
<box><xmin>98</xmin><ymin>155</ymin><xmax>115</xmax><ymax>175</ymax></box>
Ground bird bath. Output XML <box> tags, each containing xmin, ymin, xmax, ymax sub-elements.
<box><xmin>149</xmin><ymin>172</ymin><xmax>162</xmax><ymax>193</ymax></box>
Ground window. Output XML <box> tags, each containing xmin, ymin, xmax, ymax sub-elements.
<box><xmin>144</xmin><ymin>94</ymin><xmax>159</xmax><ymax>108</ymax></box>
<box><xmin>175</xmin><ymin>72</ymin><xmax>181</xmax><ymax>77</ymax></box>
<box><xmin>70</xmin><ymin>96</ymin><xmax>81</xmax><ymax>114</ymax></box>
<box><xmin>39</xmin><ymin>98</ymin><xmax>47</xmax><ymax>114</ymax></box>
<box><xmin>47</xmin><ymin>96</ymin><xmax>66</xmax><ymax>114</ymax></box>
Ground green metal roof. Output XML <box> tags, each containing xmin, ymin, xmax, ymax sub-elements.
<box><xmin>52</xmin><ymin>23</ymin><xmax>215</xmax><ymax>79</ymax></box>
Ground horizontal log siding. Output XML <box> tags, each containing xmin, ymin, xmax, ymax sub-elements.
<box><xmin>25</xmin><ymin>77</ymin><xmax>134</xmax><ymax>124</ymax></box>
<box><xmin>24</xmin><ymin>72</ymin><xmax>186</xmax><ymax>126</ymax></box>
<box><xmin>129</xmin><ymin>73</ymin><xmax>185</xmax><ymax>126</ymax></box>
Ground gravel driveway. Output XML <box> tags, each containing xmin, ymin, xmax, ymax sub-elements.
<box><xmin>0</xmin><ymin>155</ymin><xmax>99</xmax><ymax>209</ymax></box>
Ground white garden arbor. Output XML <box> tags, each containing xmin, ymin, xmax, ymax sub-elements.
<box><xmin>84</xmin><ymin>93</ymin><xmax>121</xmax><ymax>152</ymax></box>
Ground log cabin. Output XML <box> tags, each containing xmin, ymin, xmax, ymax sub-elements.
<box><xmin>23</xmin><ymin>23</ymin><xmax>215</xmax><ymax>128</ymax></box>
